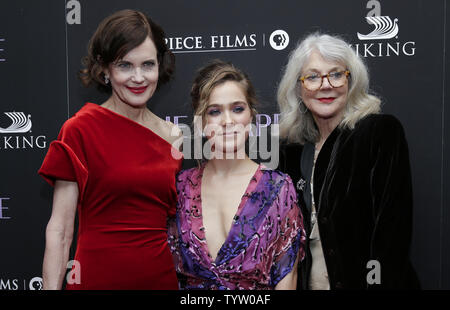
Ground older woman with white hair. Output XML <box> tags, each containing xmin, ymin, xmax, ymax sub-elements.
<box><xmin>277</xmin><ymin>32</ymin><xmax>419</xmax><ymax>290</ymax></box>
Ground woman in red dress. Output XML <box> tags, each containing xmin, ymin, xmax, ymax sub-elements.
<box><xmin>38</xmin><ymin>9</ymin><xmax>182</xmax><ymax>290</ymax></box>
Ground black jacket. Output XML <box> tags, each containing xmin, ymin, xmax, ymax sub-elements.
<box><xmin>279</xmin><ymin>114</ymin><xmax>420</xmax><ymax>289</ymax></box>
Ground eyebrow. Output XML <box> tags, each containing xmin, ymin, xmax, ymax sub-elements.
<box><xmin>206</xmin><ymin>101</ymin><xmax>248</xmax><ymax>108</ymax></box>
<box><xmin>117</xmin><ymin>58</ymin><xmax>157</xmax><ymax>64</ymax></box>
<box><xmin>303</xmin><ymin>66</ymin><xmax>344</xmax><ymax>74</ymax></box>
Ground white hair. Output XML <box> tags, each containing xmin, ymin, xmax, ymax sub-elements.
<box><xmin>277</xmin><ymin>32</ymin><xmax>381</xmax><ymax>144</ymax></box>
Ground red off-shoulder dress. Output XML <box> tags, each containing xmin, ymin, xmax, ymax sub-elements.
<box><xmin>39</xmin><ymin>103</ymin><xmax>182</xmax><ymax>290</ymax></box>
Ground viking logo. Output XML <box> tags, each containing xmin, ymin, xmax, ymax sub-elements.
<box><xmin>0</xmin><ymin>112</ymin><xmax>32</xmax><ymax>133</ymax></box>
<box><xmin>357</xmin><ymin>16</ymin><xmax>399</xmax><ymax>40</ymax></box>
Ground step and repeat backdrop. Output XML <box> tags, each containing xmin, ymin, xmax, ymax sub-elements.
<box><xmin>0</xmin><ymin>0</ymin><xmax>449</xmax><ymax>290</ymax></box>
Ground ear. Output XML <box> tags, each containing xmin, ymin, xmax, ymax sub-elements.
<box><xmin>103</xmin><ymin>68</ymin><xmax>110</xmax><ymax>79</ymax></box>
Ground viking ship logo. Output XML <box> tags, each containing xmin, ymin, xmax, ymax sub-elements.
<box><xmin>357</xmin><ymin>16</ymin><xmax>399</xmax><ymax>40</ymax></box>
<box><xmin>0</xmin><ymin>112</ymin><xmax>32</xmax><ymax>133</ymax></box>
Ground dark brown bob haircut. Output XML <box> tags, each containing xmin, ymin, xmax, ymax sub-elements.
<box><xmin>79</xmin><ymin>9</ymin><xmax>175</xmax><ymax>93</ymax></box>
<box><xmin>190</xmin><ymin>59</ymin><xmax>258</xmax><ymax>120</ymax></box>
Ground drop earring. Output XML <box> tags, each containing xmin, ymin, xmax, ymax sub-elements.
<box><xmin>104</xmin><ymin>75</ymin><xmax>110</xmax><ymax>84</ymax></box>
<box><xmin>298</xmin><ymin>98</ymin><xmax>308</xmax><ymax>114</ymax></box>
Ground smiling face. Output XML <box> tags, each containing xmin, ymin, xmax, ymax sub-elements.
<box><xmin>300</xmin><ymin>50</ymin><xmax>349</xmax><ymax>123</ymax></box>
<box><xmin>104</xmin><ymin>36</ymin><xmax>159</xmax><ymax>108</ymax></box>
<box><xmin>203</xmin><ymin>81</ymin><xmax>253</xmax><ymax>156</ymax></box>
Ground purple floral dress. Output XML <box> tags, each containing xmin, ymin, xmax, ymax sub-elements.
<box><xmin>168</xmin><ymin>164</ymin><xmax>306</xmax><ymax>290</ymax></box>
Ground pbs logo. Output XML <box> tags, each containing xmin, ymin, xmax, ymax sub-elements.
<box><xmin>29</xmin><ymin>277</ymin><xmax>43</xmax><ymax>290</ymax></box>
<box><xmin>269</xmin><ymin>30</ymin><xmax>289</xmax><ymax>50</ymax></box>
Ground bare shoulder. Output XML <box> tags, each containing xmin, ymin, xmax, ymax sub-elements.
<box><xmin>157</xmin><ymin>119</ymin><xmax>182</xmax><ymax>145</ymax></box>
<box><xmin>165</xmin><ymin>120</ymin><xmax>182</xmax><ymax>137</ymax></box>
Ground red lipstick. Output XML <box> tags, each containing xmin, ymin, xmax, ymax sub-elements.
<box><xmin>127</xmin><ymin>86</ymin><xmax>148</xmax><ymax>94</ymax></box>
<box><xmin>318</xmin><ymin>97</ymin><xmax>335</xmax><ymax>103</ymax></box>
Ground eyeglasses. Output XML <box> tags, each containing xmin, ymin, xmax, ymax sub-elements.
<box><xmin>299</xmin><ymin>70</ymin><xmax>350</xmax><ymax>91</ymax></box>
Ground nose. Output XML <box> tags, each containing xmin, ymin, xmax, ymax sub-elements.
<box><xmin>320</xmin><ymin>76</ymin><xmax>333</xmax><ymax>89</ymax></box>
<box><xmin>221</xmin><ymin>110</ymin><xmax>234</xmax><ymax>127</ymax></box>
<box><xmin>131</xmin><ymin>67</ymin><xmax>145</xmax><ymax>83</ymax></box>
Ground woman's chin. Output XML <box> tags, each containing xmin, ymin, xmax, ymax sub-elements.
<box><xmin>211</xmin><ymin>143</ymin><xmax>247</xmax><ymax>159</ymax></box>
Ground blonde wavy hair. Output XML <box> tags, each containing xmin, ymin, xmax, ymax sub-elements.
<box><xmin>277</xmin><ymin>32</ymin><xmax>381</xmax><ymax>144</ymax></box>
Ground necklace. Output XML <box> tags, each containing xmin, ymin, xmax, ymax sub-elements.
<box><xmin>310</xmin><ymin>146</ymin><xmax>320</xmax><ymax>229</ymax></box>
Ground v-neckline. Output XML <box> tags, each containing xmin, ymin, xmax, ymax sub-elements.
<box><xmin>197</xmin><ymin>162</ymin><xmax>261</xmax><ymax>265</ymax></box>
